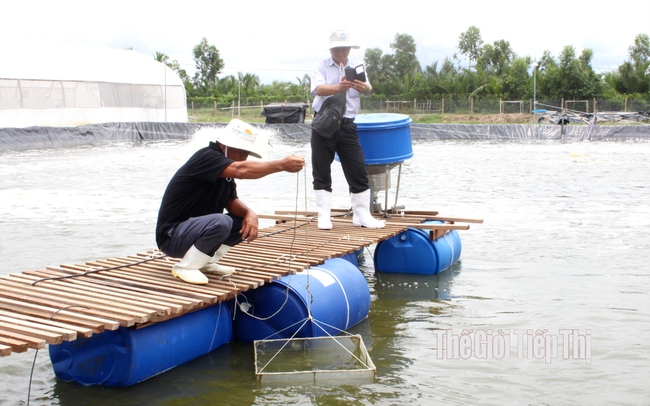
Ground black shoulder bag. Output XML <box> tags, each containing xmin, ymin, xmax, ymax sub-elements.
<box><xmin>312</xmin><ymin>91</ymin><xmax>347</xmax><ymax>139</ymax></box>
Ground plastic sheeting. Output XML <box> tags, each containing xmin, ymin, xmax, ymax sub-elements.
<box><xmin>0</xmin><ymin>122</ymin><xmax>205</xmax><ymax>151</ymax></box>
<box><xmin>1</xmin><ymin>123</ymin><xmax>649</xmax><ymax>152</ymax></box>
<box><xmin>266</xmin><ymin>123</ymin><xmax>650</xmax><ymax>141</ymax></box>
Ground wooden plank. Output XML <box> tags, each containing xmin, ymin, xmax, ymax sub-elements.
<box><xmin>86</xmin><ymin>262</ymin><xmax>250</xmax><ymax>300</ymax></box>
<box><xmin>0</xmin><ymin>289</ymin><xmax>139</xmax><ymax>326</ymax></box>
<box><xmin>0</xmin><ymin>310</ymin><xmax>93</xmax><ymax>338</ymax></box>
<box><xmin>0</xmin><ymin>343</ymin><xmax>12</xmax><ymax>356</ymax></box>
<box><xmin>0</xmin><ymin>330</ymin><xmax>46</xmax><ymax>350</ymax></box>
<box><xmin>0</xmin><ymin>337</ymin><xmax>28</xmax><ymax>353</ymax></box>
<box><xmin>258</xmin><ymin>214</ymin><xmax>312</xmax><ymax>222</ymax></box>
<box><xmin>1</xmin><ymin>275</ymin><xmax>163</xmax><ymax>318</ymax></box>
<box><xmin>0</xmin><ymin>315</ymin><xmax>76</xmax><ymax>341</ymax></box>
<box><xmin>411</xmin><ymin>215</ymin><xmax>483</xmax><ymax>223</ymax></box>
<box><xmin>58</xmin><ymin>263</ymin><xmax>226</xmax><ymax>303</ymax></box>
<box><xmin>0</xmin><ymin>278</ymin><xmax>149</xmax><ymax>325</ymax></box>
<box><xmin>23</xmin><ymin>269</ymin><xmax>202</xmax><ymax>313</ymax></box>
<box><xmin>12</xmin><ymin>273</ymin><xmax>185</xmax><ymax>315</ymax></box>
<box><xmin>97</xmin><ymin>257</ymin><xmax>243</xmax><ymax>294</ymax></box>
<box><xmin>383</xmin><ymin>222</ymin><xmax>470</xmax><ymax>231</ymax></box>
<box><xmin>0</xmin><ymin>297</ymin><xmax>119</xmax><ymax>331</ymax></box>
<box><xmin>0</xmin><ymin>320</ymin><xmax>64</xmax><ymax>345</ymax></box>
<box><xmin>115</xmin><ymin>256</ymin><xmax>266</xmax><ymax>292</ymax></box>
<box><xmin>272</xmin><ymin>209</ymin><xmax>483</xmax><ymax>227</ymax></box>
<box><xmin>383</xmin><ymin>213</ymin><xmax>483</xmax><ymax>224</ymax></box>
<box><xmin>221</xmin><ymin>249</ymin><xmax>315</xmax><ymax>268</ymax></box>
<box><xmin>39</xmin><ymin>266</ymin><xmax>214</xmax><ymax>305</ymax></box>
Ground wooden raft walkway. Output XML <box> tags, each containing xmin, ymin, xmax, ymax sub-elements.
<box><xmin>0</xmin><ymin>210</ymin><xmax>480</xmax><ymax>357</ymax></box>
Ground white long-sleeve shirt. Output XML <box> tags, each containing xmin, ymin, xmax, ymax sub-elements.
<box><xmin>310</xmin><ymin>57</ymin><xmax>370</xmax><ymax>119</ymax></box>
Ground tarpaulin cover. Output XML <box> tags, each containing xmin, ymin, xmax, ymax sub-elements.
<box><xmin>261</xmin><ymin>103</ymin><xmax>309</xmax><ymax>124</ymax></box>
<box><xmin>1</xmin><ymin>122</ymin><xmax>649</xmax><ymax>152</ymax></box>
<box><xmin>266</xmin><ymin>123</ymin><xmax>650</xmax><ymax>141</ymax></box>
<box><xmin>0</xmin><ymin>122</ymin><xmax>204</xmax><ymax>151</ymax></box>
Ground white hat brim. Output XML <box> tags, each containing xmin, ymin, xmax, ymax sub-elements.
<box><xmin>215</xmin><ymin>128</ymin><xmax>263</xmax><ymax>159</ymax></box>
<box><xmin>329</xmin><ymin>41</ymin><xmax>360</xmax><ymax>49</ymax></box>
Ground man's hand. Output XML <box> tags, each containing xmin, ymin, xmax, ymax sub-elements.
<box><xmin>339</xmin><ymin>78</ymin><xmax>354</xmax><ymax>92</ymax></box>
<box><xmin>282</xmin><ymin>154</ymin><xmax>305</xmax><ymax>173</ymax></box>
<box><xmin>240</xmin><ymin>210</ymin><xmax>259</xmax><ymax>243</ymax></box>
<box><xmin>350</xmin><ymin>79</ymin><xmax>369</xmax><ymax>94</ymax></box>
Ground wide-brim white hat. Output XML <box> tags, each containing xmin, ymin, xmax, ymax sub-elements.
<box><xmin>215</xmin><ymin>118</ymin><xmax>263</xmax><ymax>158</ymax></box>
<box><xmin>328</xmin><ymin>30</ymin><xmax>360</xmax><ymax>49</ymax></box>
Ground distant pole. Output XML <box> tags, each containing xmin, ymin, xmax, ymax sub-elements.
<box><xmin>238</xmin><ymin>82</ymin><xmax>241</xmax><ymax>118</ymax></box>
<box><xmin>532</xmin><ymin>60</ymin><xmax>538</xmax><ymax>112</ymax></box>
<box><xmin>162</xmin><ymin>61</ymin><xmax>167</xmax><ymax>122</ymax></box>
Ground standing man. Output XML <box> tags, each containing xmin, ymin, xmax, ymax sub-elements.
<box><xmin>310</xmin><ymin>30</ymin><xmax>385</xmax><ymax>230</ymax></box>
<box><xmin>156</xmin><ymin>119</ymin><xmax>305</xmax><ymax>285</ymax></box>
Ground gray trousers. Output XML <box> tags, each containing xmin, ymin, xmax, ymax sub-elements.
<box><xmin>160</xmin><ymin>213</ymin><xmax>243</xmax><ymax>258</ymax></box>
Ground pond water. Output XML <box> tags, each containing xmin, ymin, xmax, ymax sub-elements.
<box><xmin>1</xmin><ymin>131</ymin><xmax>649</xmax><ymax>405</ymax></box>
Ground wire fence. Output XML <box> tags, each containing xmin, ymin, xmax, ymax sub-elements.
<box><xmin>187</xmin><ymin>97</ymin><xmax>650</xmax><ymax>118</ymax></box>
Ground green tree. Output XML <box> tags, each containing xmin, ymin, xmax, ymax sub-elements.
<box><xmin>391</xmin><ymin>33</ymin><xmax>421</xmax><ymax>79</ymax></box>
<box><xmin>541</xmin><ymin>46</ymin><xmax>600</xmax><ymax>101</ymax></box>
<box><xmin>501</xmin><ymin>58</ymin><xmax>530</xmax><ymax>99</ymax></box>
<box><xmin>364</xmin><ymin>47</ymin><xmax>394</xmax><ymax>96</ymax></box>
<box><xmin>458</xmin><ymin>26</ymin><xmax>483</xmax><ymax>68</ymax></box>
<box><xmin>296</xmin><ymin>74</ymin><xmax>311</xmax><ymax>100</ymax></box>
<box><xmin>629</xmin><ymin>33</ymin><xmax>650</xmax><ymax>65</ymax></box>
<box><xmin>166</xmin><ymin>59</ymin><xmax>190</xmax><ymax>84</ymax></box>
<box><xmin>237</xmin><ymin>72</ymin><xmax>261</xmax><ymax>97</ymax></box>
<box><xmin>153</xmin><ymin>51</ymin><xmax>191</xmax><ymax>90</ymax></box>
<box><xmin>192</xmin><ymin>37</ymin><xmax>224</xmax><ymax>93</ymax></box>
<box><xmin>613</xmin><ymin>33</ymin><xmax>650</xmax><ymax>96</ymax></box>
<box><xmin>436</xmin><ymin>58</ymin><xmax>468</xmax><ymax>98</ymax></box>
<box><xmin>215</xmin><ymin>75</ymin><xmax>237</xmax><ymax>97</ymax></box>
<box><xmin>477</xmin><ymin>39</ymin><xmax>515</xmax><ymax>76</ymax></box>
<box><xmin>153</xmin><ymin>51</ymin><xmax>169</xmax><ymax>63</ymax></box>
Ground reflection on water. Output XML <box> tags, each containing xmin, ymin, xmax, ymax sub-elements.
<box><xmin>1</xmin><ymin>136</ymin><xmax>649</xmax><ymax>405</ymax></box>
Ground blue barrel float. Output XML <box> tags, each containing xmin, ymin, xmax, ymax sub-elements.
<box><xmin>353</xmin><ymin>114</ymin><xmax>463</xmax><ymax>274</ymax></box>
<box><xmin>49</xmin><ymin>302</ymin><xmax>232</xmax><ymax>386</ymax></box>
<box><xmin>374</xmin><ymin>220</ymin><xmax>462</xmax><ymax>275</ymax></box>
<box><xmin>233</xmin><ymin>258</ymin><xmax>370</xmax><ymax>343</ymax></box>
<box><xmin>334</xmin><ymin>113</ymin><xmax>413</xmax><ymax>165</ymax></box>
<box><xmin>355</xmin><ymin>113</ymin><xmax>413</xmax><ymax>164</ymax></box>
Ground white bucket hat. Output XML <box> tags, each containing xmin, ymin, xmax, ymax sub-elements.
<box><xmin>215</xmin><ymin>118</ymin><xmax>263</xmax><ymax>158</ymax></box>
<box><xmin>328</xmin><ymin>30</ymin><xmax>360</xmax><ymax>49</ymax></box>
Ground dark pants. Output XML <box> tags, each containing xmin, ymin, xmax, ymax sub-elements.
<box><xmin>159</xmin><ymin>213</ymin><xmax>243</xmax><ymax>258</ymax></box>
<box><xmin>311</xmin><ymin>120</ymin><xmax>370</xmax><ymax>194</ymax></box>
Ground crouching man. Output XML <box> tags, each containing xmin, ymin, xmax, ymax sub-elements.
<box><xmin>155</xmin><ymin>119</ymin><xmax>305</xmax><ymax>284</ymax></box>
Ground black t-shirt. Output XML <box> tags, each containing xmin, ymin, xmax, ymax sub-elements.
<box><xmin>155</xmin><ymin>142</ymin><xmax>238</xmax><ymax>247</ymax></box>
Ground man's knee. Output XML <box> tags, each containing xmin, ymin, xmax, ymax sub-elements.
<box><xmin>205</xmin><ymin>214</ymin><xmax>234</xmax><ymax>240</ymax></box>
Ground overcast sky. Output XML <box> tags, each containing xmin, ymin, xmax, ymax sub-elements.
<box><xmin>1</xmin><ymin>0</ymin><xmax>648</xmax><ymax>84</ymax></box>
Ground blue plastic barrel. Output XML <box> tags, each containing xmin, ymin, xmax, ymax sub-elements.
<box><xmin>355</xmin><ymin>113</ymin><xmax>413</xmax><ymax>165</ymax></box>
<box><xmin>49</xmin><ymin>303</ymin><xmax>232</xmax><ymax>386</ymax></box>
<box><xmin>374</xmin><ymin>221</ymin><xmax>462</xmax><ymax>274</ymax></box>
<box><xmin>340</xmin><ymin>248</ymin><xmax>364</xmax><ymax>267</ymax></box>
<box><xmin>233</xmin><ymin>258</ymin><xmax>370</xmax><ymax>343</ymax></box>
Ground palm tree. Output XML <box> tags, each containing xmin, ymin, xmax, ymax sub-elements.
<box><xmin>153</xmin><ymin>51</ymin><xmax>169</xmax><ymax>64</ymax></box>
<box><xmin>296</xmin><ymin>74</ymin><xmax>311</xmax><ymax>100</ymax></box>
<box><xmin>237</xmin><ymin>72</ymin><xmax>261</xmax><ymax>98</ymax></box>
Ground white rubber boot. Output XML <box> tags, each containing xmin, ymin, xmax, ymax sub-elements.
<box><xmin>351</xmin><ymin>190</ymin><xmax>385</xmax><ymax>228</ymax></box>
<box><xmin>315</xmin><ymin>189</ymin><xmax>333</xmax><ymax>230</ymax></box>
<box><xmin>171</xmin><ymin>245</ymin><xmax>210</xmax><ymax>284</ymax></box>
<box><xmin>201</xmin><ymin>245</ymin><xmax>237</xmax><ymax>275</ymax></box>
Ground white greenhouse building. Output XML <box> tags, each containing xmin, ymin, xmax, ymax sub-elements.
<box><xmin>0</xmin><ymin>42</ymin><xmax>188</xmax><ymax>128</ymax></box>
